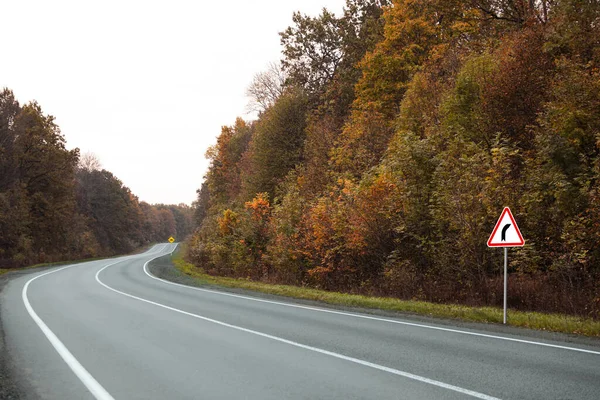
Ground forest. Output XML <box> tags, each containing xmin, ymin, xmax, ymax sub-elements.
<box><xmin>189</xmin><ymin>0</ymin><xmax>600</xmax><ymax>318</ymax></box>
<box><xmin>0</xmin><ymin>88</ymin><xmax>193</xmax><ymax>268</ymax></box>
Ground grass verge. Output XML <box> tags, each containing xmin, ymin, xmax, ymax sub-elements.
<box><xmin>0</xmin><ymin>257</ymin><xmax>110</xmax><ymax>276</ymax></box>
<box><xmin>0</xmin><ymin>243</ymin><xmax>156</xmax><ymax>277</ymax></box>
<box><xmin>171</xmin><ymin>244</ymin><xmax>600</xmax><ymax>337</ymax></box>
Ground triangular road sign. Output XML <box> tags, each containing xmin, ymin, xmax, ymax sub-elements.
<box><xmin>487</xmin><ymin>207</ymin><xmax>525</xmax><ymax>247</ymax></box>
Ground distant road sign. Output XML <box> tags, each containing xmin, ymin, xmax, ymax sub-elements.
<box><xmin>168</xmin><ymin>237</ymin><xmax>175</xmax><ymax>243</ymax></box>
<box><xmin>487</xmin><ymin>207</ymin><xmax>524</xmax><ymax>247</ymax></box>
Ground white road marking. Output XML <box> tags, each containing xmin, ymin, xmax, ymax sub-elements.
<box><xmin>19</xmin><ymin>244</ymin><xmax>170</xmax><ymax>400</ymax></box>
<box><xmin>144</xmin><ymin>244</ymin><xmax>600</xmax><ymax>356</ymax></box>
<box><xmin>22</xmin><ymin>261</ymin><xmax>124</xmax><ymax>400</ymax></box>
<box><xmin>96</xmin><ymin>257</ymin><xmax>500</xmax><ymax>400</ymax></box>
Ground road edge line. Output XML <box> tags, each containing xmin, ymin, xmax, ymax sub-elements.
<box><xmin>19</xmin><ymin>244</ymin><xmax>167</xmax><ymax>400</ymax></box>
<box><xmin>96</xmin><ymin>253</ymin><xmax>500</xmax><ymax>400</ymax></box>
<box><xmin>142</xmin><ymin>248</ymin><xmax>600</xmax><ymax>356</ymax></box>
<box><xmin>22</xmin><ymin>261</ymin><xmax>129</xmax><ymax>400</ymax></box>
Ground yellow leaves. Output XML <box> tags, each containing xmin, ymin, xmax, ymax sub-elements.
<box><xmin>450</xmin><ymin>8</ymin><xmax>481</xmax><ymax>36</ymax></box>
<box><xmin>217</xmin><ymin>209</ymin><xmax>239</xmax><ymax>236</ymax></box>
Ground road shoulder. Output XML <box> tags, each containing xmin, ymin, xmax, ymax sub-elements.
<box><xmin>0</xmin><ymin>266</ymin><xmax>58</xmax><ymax>400</ymax></box>
<box><xmin>148</xmin><ymin>254</ymin><xmax>600</xmax><ymax>350</ymax></box>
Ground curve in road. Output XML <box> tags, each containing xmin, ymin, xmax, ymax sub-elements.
<box><xmin>1</xmin><ymin>243</ymin><xmax>598</xmax><ymax>400</ymax></box>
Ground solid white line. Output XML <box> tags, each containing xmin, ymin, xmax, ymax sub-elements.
<box><xmin>143</xmin><ymin>252</ymin><xmax>600</xmax><ymax>356</ymax></box>
<box><xmin>96</xmin><ymin>258</ymin><xmax>500</xmax><ymax>400</ymax></box>
<box><xmin>22</xmin><ymin>261</ymin><xmax>126</xmax><ymax>400</ymax></box>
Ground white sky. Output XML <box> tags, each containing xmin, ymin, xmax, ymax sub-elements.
<box><xmin>0</xmin><ymin>0</ymin><xmax>345</xmax><ymax>205</ymax></box>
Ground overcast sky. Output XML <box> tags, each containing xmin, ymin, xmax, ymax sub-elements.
<box><xmin>0</xmin><ymin>0</ymin><xmax>345</xmax><ymax>205</ymax></box>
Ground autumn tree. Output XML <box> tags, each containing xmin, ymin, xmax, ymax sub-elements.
<box><xmin>76</xmin><ymin>169</ymin><xmax>143</xmax><ymax>254</ymax></box>
<box><xmin>189</xmin><ymin>0</ymin><xmax>600</xmax><ymax>317</ymax></box>
<box><xmin>0</xmin><ymin>89</ymin><xmax>20</xmax><ymax>192</ymax></box>
<box><xmin>204</xmin><ymin>118</ymin><xmax>253</xmax><ymax>205</ymax></box>
<box><xmin>1</xmin><ymin>88</ymin><xmax>195</xmax><ymax>267</ymax></box>
<box><xmin>13</xmin><ymin>102</ymin><xmax>79</xmax><ymax>263</ymax></box>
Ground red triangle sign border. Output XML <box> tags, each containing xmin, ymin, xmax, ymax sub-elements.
<box><xmin>487</xmin><ymin>207</ymin><xmax>525</xmax><ymax>247</ymax></box>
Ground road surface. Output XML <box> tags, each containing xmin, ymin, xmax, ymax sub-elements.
<box><xmin>1</xmin><ymin>244</ymin><xmax>599</xmax><ymax>399</ymax></box>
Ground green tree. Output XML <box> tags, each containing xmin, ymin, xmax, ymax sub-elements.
<box><xmin>524</xmin><ymin>60</ymin><xmax>600</xmax><ymax>276</ymax></box>
<box><xmin>242</xmin><ymin>90</ymin><xmax>308</xmax><ymax>200</ymax></box>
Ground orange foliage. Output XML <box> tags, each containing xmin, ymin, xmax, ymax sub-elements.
<box><xmin>244</xmin><ymin>193</ymin><xmax>271</xmax><ymax>222</ymax></box>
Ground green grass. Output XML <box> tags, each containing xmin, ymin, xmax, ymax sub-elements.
<box><xmin>171</xmin><ymin>245</ymin><xmax>600</xmax><ymax>337</ymax></box>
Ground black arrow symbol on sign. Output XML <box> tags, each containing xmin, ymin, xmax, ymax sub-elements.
<box><xmin>501</xmin><ymin>224</ymin><xmax>511</xmax><ymax>241</ymax></box>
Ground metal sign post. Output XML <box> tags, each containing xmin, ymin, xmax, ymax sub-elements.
<box><xmin>504</xmin><ymin>247</ymin><xmax>507</xmax><ymax>324</ymax></box>
<box><xmin>487</xmin><ymin>207</ymin><xmax>525</xmax><ymax>325</ymax></box>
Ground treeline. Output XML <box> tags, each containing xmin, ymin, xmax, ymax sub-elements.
<box><xmin>190</xmin><ymin>0</ymin><xmax>600</xmax><ymax>317</ymax></box>
<box><xmin>0</xmin><ymin>89</ymin><xmax>193</xmax><ymax>268</ymax></box>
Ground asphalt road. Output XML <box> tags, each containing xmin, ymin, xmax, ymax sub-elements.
<box><xmin>1</xmin><ymin>243</ymin><xmax>599</xmax><ymax>399</ymax></box>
